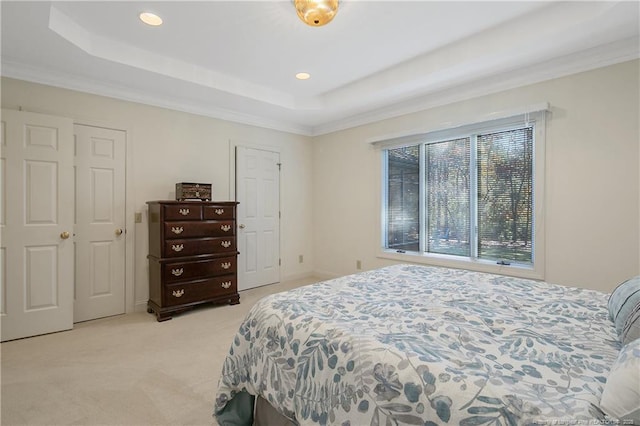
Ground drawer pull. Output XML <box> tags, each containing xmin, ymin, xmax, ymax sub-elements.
<box><xmin>172</xmin><ymin>244</ymin><xmax>184</xmax><ymax>252</ymax></box>
<box><xmin>179</xmin><ymin>208</ymin><xmax>190</xmax><ymax>216</ymax></box>
<box><xmin>172</xmin><ymin>289</ymin><xmax>185</xmax><ymax>298</ymax></box>
<box><xmin>171</xmin><ymin>268</ymin><xmax>184</xmax><ymax>277</ymax></box>
<box><xmin>221</xmin><ymin>241</ymin><xmax>232</xmax><ymax>248</ymax></box>
<box><xmin>221</xmin><ymin>281</ymin><xmax>232</xmax><ymax>289</ymax></box>
<box><xmin>215</xmin><ymin>209</ymin><xmax>225</xmax><ymax>215</ymax></box>
<box><xmin>221</xmin><ymin>262</ymin><xmax>232</xmax><ymax>270</ymax></box>
<box><xmin>171</xmin><ymin>226</ymin><xmax>184</xmax><ymax>234</ymax></box>
<box><xmin>220</xmin><ymin>224</ymin><xmax>231</xmax><ymax>232</ymax></box>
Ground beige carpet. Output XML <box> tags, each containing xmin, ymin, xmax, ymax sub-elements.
<box><xmin>1</xmin><ymin>276</ymin><xmax>318</xmax><ymax>426</ymax></box>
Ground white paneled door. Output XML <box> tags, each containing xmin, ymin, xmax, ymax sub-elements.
<box><xmin>1</xmin><ymin>109</ymin><xmax>75</xmax><ymax>342</ymax></box>
<box><xmin>73</xmin><ymin>125</ymin><xmax>126</xmax><ymax>323</ymax></box>
<box><xmin>236</xmin><ymin>146</ymin><xmax>280</xmax><ymax>290</ymax></box>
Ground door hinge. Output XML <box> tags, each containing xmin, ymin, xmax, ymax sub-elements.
<box><xmin>277</xmin><ymin>162</ymin><xmax>282</xmax><ymax>171</ymax></box>
<box><xmin>279</xmin><ymin>258</ymin><xmax>281</xmax><ymax>266</ymax></box>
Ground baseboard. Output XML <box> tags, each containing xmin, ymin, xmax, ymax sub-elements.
<box><xmin>280</xmin><ymin>271</ymin><xmax>317</xmax><ymax>282</ymax></box>
<box><xmin>310</xmin><ymin>270</ymin><xmax>342</xmax><ymax>281</ymax></box>
<box><xmin>134</xmin><ymin>300</ymin><xmax>148</xmax><ymax>313</ymax></box>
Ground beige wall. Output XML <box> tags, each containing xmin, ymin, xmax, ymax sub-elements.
<box><xmin>2</xmin><ymin>59</ymin><xmax>638</xmax><ymax>302</ymax></box>
<box><xmin>312</xmin><ymin>60</ymin><xmax>640</xmax><ymax>292</ymax></box>
<box><xmin>1</xmin><ymin>78</ymin><xmax>315</xmax><ymax>309</ymax></box>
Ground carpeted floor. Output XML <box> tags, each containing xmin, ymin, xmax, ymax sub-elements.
<box><xmin>1</xmin><ymin>276</ymin><xmax>318</xmax><ymax>426</ymax></box>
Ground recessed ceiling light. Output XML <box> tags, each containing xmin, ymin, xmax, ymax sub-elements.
<box><xmin>139</xmin><ymin>12</ymin><xmax>163</xmax><ymax>26</ymax></box>
<box><xmin>296</xmin><ymin>72</ymin><xmax>311</xmax><ymax>80</ymax></box>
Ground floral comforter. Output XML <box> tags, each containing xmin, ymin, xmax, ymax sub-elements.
<box><xmin>215</xmin><ymin>264</ymin><xmax>620</xmax><ymax>425</ymax></box>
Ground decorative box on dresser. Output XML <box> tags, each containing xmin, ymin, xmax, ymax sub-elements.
<box><xmin>146</xmin><ymin>200</ymin><xmax>239</xmax><ymax>321</ymax></box>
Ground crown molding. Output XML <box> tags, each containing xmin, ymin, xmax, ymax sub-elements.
<box><xmin>2</xmin><ymin>36</ymin><xmax>637</xmax><ymax>138</ymax></box>
<box><xmin>0</xmin><ymin>60</ymin><xmax>314</xmax><ymax>136</ymax></box>
<box><xmin>309</xmin><ymin>36</ymin><xmax>640</xmax><ymax>136</ymax></box>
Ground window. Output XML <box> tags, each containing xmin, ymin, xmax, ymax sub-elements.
<box><xmin>381</xmin><ymin>111</ymin><xmax>545</xmax><ymax>275</ymax></box>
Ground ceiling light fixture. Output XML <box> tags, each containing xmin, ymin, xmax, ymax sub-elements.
<box><xmin>296</xmin><ymin>72</ymin><xmax>311</xmax><ymax>80</ymax></box>
<box><xmin>294</xmin><ymin>0</ymin><xmax>338</xmax><ymax>27</ymax></box>
<box><xmin>139</xmin><ymin>12</ymin><xmax>163</xmax><ymax>26</ymax></box>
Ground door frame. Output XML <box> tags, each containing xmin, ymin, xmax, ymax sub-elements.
<box><xmin>73</xmin><ymin>118</ymin><xmax>135</xmax><ymax>315</ymax></box>
<box><xmin>228</xmin><ymin>140</ymin><xmax>282</xmax><ymax>286</ymax></box>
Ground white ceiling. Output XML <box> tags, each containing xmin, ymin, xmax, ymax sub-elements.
<box><xmin>2</xmin><ymin>1</ymin><xmax>639</xmax><ymax>136</ymax></box>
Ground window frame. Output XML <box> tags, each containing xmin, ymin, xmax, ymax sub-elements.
<box><xmin>378</xmin><ymin>111</ymin><xmax>547</xmax><ymax>280</ymax></box>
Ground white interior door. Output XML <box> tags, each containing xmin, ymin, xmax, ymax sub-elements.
<box><xmin>236</xmin><ymin>146</ymin><xmax>280</xmax><ymax>290</ymax></box>
<box><xmin>73</xmin><ymin>124</ymin><xmax>126</xmax><ymax>323</ymax></box>
<box><xmin>1</xmin><ymin>109</ymin><xmax>75</xmax><ymax>342</ymax></box>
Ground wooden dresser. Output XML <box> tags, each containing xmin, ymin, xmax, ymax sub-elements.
<box><xmin>146</xmin><ymin>200</ymin><xmax>239</xmax><ymax>321</ymax></box>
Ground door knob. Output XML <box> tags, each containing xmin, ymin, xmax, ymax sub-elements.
<box><xmin>60</xmin><ymin>231</ymin><xmax>70</xmax><ymax>240</ymax></box>
<box><xmin>239</xmin><ymin>224</ymin><xmax>245</xmax><ymax>229</ymax></box>
<box><xmin>115</xmin><ymin>228</ymin><xmax>123</xmax><ymax>236</ymax></box>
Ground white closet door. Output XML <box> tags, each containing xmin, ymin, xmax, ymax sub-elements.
<box><xmin>73</xmin><ymin>124</ymin><xmax>126</xmax><ymax>322</ymax></box>
<box><xmin>1</xmin><ymin>109</ymin><xmax>74</xmax><ymax>342</ymax></box>
<box><xmin>236</xmin><ymin>146</ymin><xmax>280</xmax><ymax>290</ymax></box>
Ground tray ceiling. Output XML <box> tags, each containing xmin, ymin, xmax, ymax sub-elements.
<box><xmin>1</xmin><ymin>1</ymin><xmax>638</xmax><ymax>135</ymax></box>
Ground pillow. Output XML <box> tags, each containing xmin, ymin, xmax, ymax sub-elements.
<box><xmin>600</xmin><ymin>338</ymin><xmax>640</xmax><ymax>422</ymax></box>
<box><xmin>608</xmin><ymin>276</ymin><xmax>640</xmax><ymax>338</ymax></box>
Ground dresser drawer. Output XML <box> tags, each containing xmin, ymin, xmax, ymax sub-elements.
<box><xmin>203</xmin><ymin>205</ymin><xmax>235</xmax><ymax>220</ymax></box>
<box><xmin>164</xmin><ymin>237</ymin><xmax>236</xmax><ymax>257</ymax></box>
<box><xmin>163</xmin><ymin>256</ymin><xmax>236</xmax><ymax>282</ymax></box>
<box><xmin>164</xmin><ymin>220</ymin><xmax>235</xmax><ymax>239</ymax></box>
<box><xmin>164</xmin><ymin>276</ymin><xmax>237</xmax><ymax>307</ymax></box>
<box><xmin>163</xmin><ymin>204</ymin><xmax>203</xmax><ymax>221</ymax></box>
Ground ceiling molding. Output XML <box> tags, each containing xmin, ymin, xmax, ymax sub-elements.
<box><xmin>310</xmin><ymin>36</ymin><xmax>640</xmax><ymax>136</ymax></box>
<box><xmin>4</xmin><ymin>32</ymin><xmax>638</xmax><ymax>138</ymax></box>
<box><xmin>1</xmin><ymin>0</ymin><xmax>638</xmax><ymax>139</ymax></box>
<box><xmin>0</xmin><ymin>59</ymin><xmax>314</xmax><ymax>136</ymax></box>
<box><xmin>47</xmin><ymin>4</ymin><xmax>301</xmax><ymax>111</ymax></box>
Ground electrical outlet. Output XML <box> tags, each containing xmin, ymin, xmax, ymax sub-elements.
<box><xmin>356</xmin><ymin>260</ymin><xmax>362</xmax><ymax>270</ymax></box>
<box><xmin>298</xmin><ymin>254</ymin><xmax>304</xmax><ymax>263</ymax></box>
<box><xmin>134</xmin><ymin>212</ymin><xmax>142</xmax><ymax>223</ymax></box>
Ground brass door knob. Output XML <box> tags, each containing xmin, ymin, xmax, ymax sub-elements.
<box><xmin>239</xmin><ymin>224</ymin><xmax>246</xmax><ymax>229</ymax></box>
<box><xmin>115</xmin><ymin>228</ymin><xmax>123</xmax><ymax>236</ymax></box>
<box><xmin>60</xmin><ymin>231</ymin><xmax>70</xmax><ymax>240</ymax></box>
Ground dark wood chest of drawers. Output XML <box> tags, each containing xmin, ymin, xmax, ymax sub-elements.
<box><xmin>146</xmin><ymin>200</ymin><xmax>239</xmax><ymax>321</ymax></box>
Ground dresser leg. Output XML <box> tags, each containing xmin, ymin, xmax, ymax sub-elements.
<box><xmin>156</xmin><ymin>312</ymin><xmax>173</xmax><ymax>322</ymax></box>
<box><xmin>147</xmin><ymin>301</ymin><xmax>172</xmax><ymax>321</ymax></box>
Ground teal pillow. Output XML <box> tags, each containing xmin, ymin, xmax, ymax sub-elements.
<box><xmin>608</xmin><ymin>276</ymin><xmax>640</xmax><ymax>337</ymax></box>
<box><xmin>600</xmin><ymin>338</ymin><xmax>640</xmax><ymax>422</ymax></box>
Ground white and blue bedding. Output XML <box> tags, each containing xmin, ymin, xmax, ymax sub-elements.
<box><xmin>215</xmin><ymin>264</ymin><xmax>621</xmax><ymax>424</ymax></box>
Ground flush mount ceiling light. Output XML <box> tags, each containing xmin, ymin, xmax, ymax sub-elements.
<box><xmin>296</xmin><ymin>72</ymin><xmax>311</xmax><ymax>80</ymax></box>
<box><xmin>139</xmin><ymin>12</ymin><xmax>163</xmax><ymax>26</ymax></box>
<box><xmin>294</xmin><ymin>0</ymin><xmax>339</xmax><ymax>27</ymax></box>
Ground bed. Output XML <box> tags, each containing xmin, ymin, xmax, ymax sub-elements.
<box><xmin>214</xmin><ymin>264</ymin><xmax>637</xmax><ymax>425</ymax></box>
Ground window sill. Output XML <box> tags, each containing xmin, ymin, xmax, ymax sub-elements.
<box><xmin>377</xmin><ymin>250</ymin><xmax>544</xmax><ymax>281</ymax></box>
